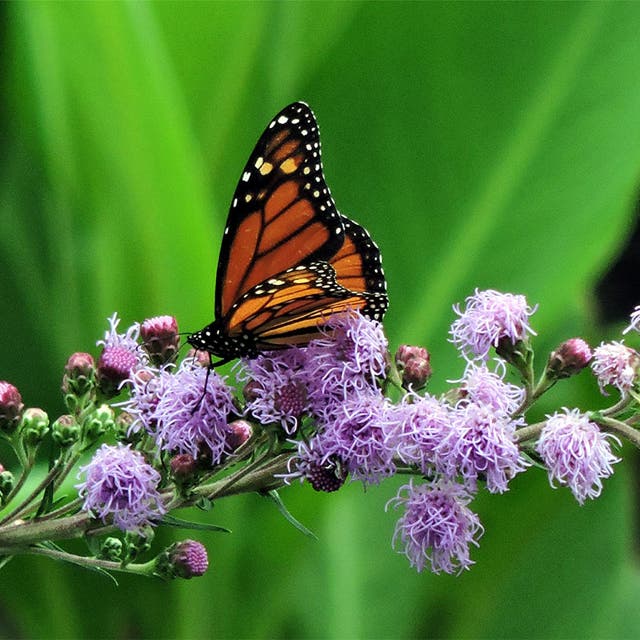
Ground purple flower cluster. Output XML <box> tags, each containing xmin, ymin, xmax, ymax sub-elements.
<box><xmin>74</xmin><ymin>295</ymin><xmax>628</xmax><ymax>578</ymax></box>
<box><xmin>153</xmin><ymin>360</ymin><xmax>235</xmax><ymax>462</ymax></box>
<box><xmin>271</xmin><ymin>314</ymin><xmax>395</xmax><ymax>486</ymax></box>
<box><xmin>591</xmin><ymin>341</ymin><xmax>639</xmax><ymax>395</ymax></box>
<box><xmin>96</xmin><ymin>313</ymin><xmax>148</xmax><ymax>394</ymax></box>
<box><xmin>450</xmin><ymin>289</ymin><xmax>537</xmax><ymax>361</ymax></box>
<box><xmin>122</xmin><ymin>358</ymin><xmax>236</xmax><ymax>464</ymax></box>
<box><xmin>537</xmin><ymin>408</ymin><xmax>620</xmax><ymax>504</ymax></box>
<box><xmin>387</xmin><ymin>479</ymin><xmax>483</xmax><ymax>574</ymax></box>
<box><xmin>237</xmin><ymin>348</ymin><xmax>309</xmax><ymax>434</ymax></box>
<box><xmin>77</xmin><ymin>443</ymin><xmax>165</xmax><ymax>532</ymax></box>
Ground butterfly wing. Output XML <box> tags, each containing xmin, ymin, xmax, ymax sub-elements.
<box><xmin>223</xmin><ymin>218</ymin><xmax>388</xmax><ymax>348</ymax></box>
<box><xmin>331</xmin><ymin>215</ymin><xmax>388</xmax><ymax>320</ymax></box>
<box><xmin>224</xmin><ymin>262</ymin><xmax>386</xmax><ymax>350</ymax></box>
<box><xmin>189</xmin><ymin>103</ymin><xmax>388</xmax><ymax>362</ymax></box>
<box><xmin>215</xmin><ymin>102</ymin><xmax>345</xmax><ymax>320</ymax></box>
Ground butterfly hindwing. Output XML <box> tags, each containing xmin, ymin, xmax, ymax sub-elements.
<box><xmin>224</xmin><ymin>262</ymin><xmax>383</xmax><ymax>349</ymax></box>
<box><xmin>215</xmin><ymin>102</ymin><xmax>345</xmax><ymax>319</ymax></box>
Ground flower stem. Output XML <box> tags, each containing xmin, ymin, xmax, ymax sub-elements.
<box><xmin>0</xmin><ymin>511</ymin><xmax>92</xmax><ymax>546</ymax></box>
<box><xmin>0</xmin><ymin>454</ymin><xmax>71</xmax><ymax>525</ymax></box>
<box><xmin>0</xmin><ymin>462</ymin><xmax>33</xmax><ymax>514</ymax></box>
<box><xmin>515</xmin><ymin>421</ymin><xmax>545</xmax><ymax>443</ymax></box>
<box><xmin>0</xmin><ymin>544</ymin><xmax>155</xmax><ymax>576</ymax></box>
<box><xmin>593</xmin><ymin>415</ymin><xmax>640</xmax><ymax>449</ymax></box>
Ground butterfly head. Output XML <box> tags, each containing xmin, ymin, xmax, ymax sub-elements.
<box><xmin>187</xmin><ymin>320</ymin><xmax>259</xmax><ymax>362</ymax></box>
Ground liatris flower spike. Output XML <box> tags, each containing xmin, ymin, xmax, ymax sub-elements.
<box><xmin>2</xmin><ymin>292</ymin><xmax>640</xmax><ymax>580</ymax></box>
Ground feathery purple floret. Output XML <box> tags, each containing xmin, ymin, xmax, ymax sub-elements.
<box><xmin>313</xmin><ymin>388</ymin><xmax>397</xmax><ymax>485</ymax></box>
<box><xmin>537</xmin><ymin>408</ymin><xmax>620</xmax><ymax>504</ymax></box>
<box><xmin>454</xmin><ymin>360</ymin><xmax>524</xmax><ymax>416</ymax></box>
<box><xmin>77</xmin><ymin>443</ymin><xmax>165</xmax><ymax>532</ymax></box>
<box><xmin>121</xmin><ymin>366</ymin><xmax>174</xmax><ymax>436</ymax></box>
<box><xmin>591</xmin><ymin>341</ymin><xmax>639</xmax><ymax>395</ymax></box>
<box><xmin>450</xmin><ymin>289</ymin><xmax>537</xmax><ymax>361</ymax></box>
<box><xmin>387</xmin><ymin>479</ymin><xmax>483</xmax><ymax>574</ymax></box>
<box><xmin>237</xmin><ymin>349</ymin><xmax>310</xmax><ymax>434</ymax></box>
<box><xmin>154</xmin><ymin>359</ymin><xmax>235</xmax><ymax>463</ymax></box>
<box><xmin>393</xmin><ymin>392</ymin><xmax>455</xmax><ymax>476</ymax></box>
<box><xmin>304</xmin><ymin>312</ymin><xmax>388</xmax><ymax>414</ymax></box>
<box><xmin>443</xmin><ymin>402</ymin><xmax>527</xmax><ymax>493</ymax></box>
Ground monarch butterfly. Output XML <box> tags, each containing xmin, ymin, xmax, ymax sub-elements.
<box><xmin>188</xmin><ymin>102</ymin><xmax>388</xmax><ymax>365</ymax></box>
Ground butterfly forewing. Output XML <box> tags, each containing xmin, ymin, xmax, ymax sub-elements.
<box><xmin>215</xmin><ymin>102</ymin><xmax>345</xmax><ymax>319</ymax></box>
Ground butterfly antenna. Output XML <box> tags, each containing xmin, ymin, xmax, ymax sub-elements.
<box><xmin>190</xmin><ymin>352</ymin><xmax>234</xmax><ymax>415</ymax></box>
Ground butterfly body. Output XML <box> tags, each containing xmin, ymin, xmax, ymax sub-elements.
<box><xmin>188</xmin><ymin>102</ymin><xmax>387</xmax><ymax>363</ymax></box>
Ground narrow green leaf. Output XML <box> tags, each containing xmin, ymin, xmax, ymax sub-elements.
<box><xmin>265</xmin><ymin>490</ymin><xmax>318</xmax><ymax>540</ymax></box>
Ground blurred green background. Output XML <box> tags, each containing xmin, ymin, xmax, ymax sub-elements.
<box><xmin>2</xmin><ymin>1</ymin><xmax>640</xmax><ymax>638</ymax></box>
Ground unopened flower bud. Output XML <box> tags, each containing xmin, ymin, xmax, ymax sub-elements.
<box><xmin>115</xmin><ymin>411</ymin><xmax>136</xmax><ymax>441</ymax></box>
<box><xmin>170</xmin><ymin>453</ymin><xmax>197</xmax><ymax>481</ymax></box>
<box><xmin>20</xmin><ymin>408</ymin><xmax>50</xmax><ymax>447</ymax></box>
<box><xmin>242</xmin><ymin>380</ymin><xmax>262</xmax><ymax>403</ymax></box>
<box><xmin>141</xmin><ymin>316</ymin><xmax>180</xmax><ymax>366</ymax></box>
<box><xmin>97</xmin><ymin>347</ymin><xmax>137</xmax><ymax>397</ymax></box>
<box><xmin>547</xmin><ymin>338</ymin><xmax>593</xmax><ymax>379</ymax></box>
<box><xmin>227</xmin><ymin>420</ymin><xmax>253</xmax><ymax>450</ymax></box>
<box><xmin>0</xmin><ymin>469</ymin><xmax>14</xmax><ymax>499</ymax></box>
<box><xmin>395</xmin><ymin>345</ymin><xmax>432</xmax><ymax>389</ymax></box>
<box><xmin>99</xmin><ymin>537</ymin><xmax>123</xmax><ymax>562</ymax></box>
<box><xmin>125</xmin><ymin>526</ymin><xmax>155</xmax><ymax>562</ymax></box>
<box><xmin>307</xmin><ymin>455</ymin><xmax>346</xmax><ymax>493</ymax></box>
<box><xmin>187</xmin><ymin>349</ymin><xmax>211</xmax><ymax>367</ymax></box>
<box><xmin>0</xmin><ymin>381</ymin><xmax>24</xmax><ymax>435</ymax></box>
<box><xmin>62</xmin><ymin>352</ymin><xmax>96</xmax><ymax>397</ymax></box>
<box><xmin>155</xmin><ymin>540</ymin><xmax>209</xmax><ymax>580</ymax></box>
<box><xmin>52</xmin><ymin>415</ymin><xmax>80</xmax><ymax>447</ymax></box>
<box><xmin>83</xmin><ymin>404</ymin><xmax>115</xmax><ymax>441</ymax></box>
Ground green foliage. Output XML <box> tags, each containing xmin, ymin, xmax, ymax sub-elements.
<box><xmin>2</xmin><ymin>2</ymin><xmax>640</xmax><ymax>638</ymax></box>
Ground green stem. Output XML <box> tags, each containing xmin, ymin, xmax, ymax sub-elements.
<box><xmin>0</xmin><ymin>454</ymin><xmax>71</xmax><ymax>525</ymax></box>
<box><xmin>0</xmin><ymin>453</ymin><xmax>292</xmax><ymax>549</ymax></box>
<box><xmin>35</xmin><ymin>497</ymin><xmax>82</xmax><ymax>521</ymax></box>
<box><xmin>196</xmin><ymin>453</ymin><xmax>291</xmax><ymax>500</ymax></box>
<box><xmin>593</xmin><ymin>416</ymin><xmax>640</xmax><ymax>449</ymax></box>
<box><xmin>0</xmin><ymin>511</ymin><xmax>92</xmax><ymax>546</ymax></box>
<box><xmin>600</xmin><ymin>393</ymin><xmax>633</xmax><ymax>418</ymax></box>
<box><xmin>0</xmin><ymin>545</ymin><xmax>155</xmax><ymax>576</ymax></box>
<box><xmin>0</xmin><ymin>462</ymin><xmax>33</xmax><ymax>513</ymax></box>
<box><xmin>515</xmin><ymin>421</ymin><xmax>545</xmax><ymax>443</ymax></box>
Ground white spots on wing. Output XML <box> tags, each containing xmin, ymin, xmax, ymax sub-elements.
<box><xmin>242</xmin><ymin>171</ymin><xmax>251</xmax><ymax>182</ymax></box>
<box><xmin>278</xmin><ymin>115</ymin><xmax>289</xmax><ymax>124</ymax></box>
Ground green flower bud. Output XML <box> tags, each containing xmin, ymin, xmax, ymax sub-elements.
<box><xmin>20</xmin><ymin>408</ymin><xmax>50</xmax><ymax>447</ymax></box>
<box><xmin>124</xmin><ymin>526</ymin><xmax>155</xmax><ymax>562</ymax></box>
<box><xmin>52</xmin><ymin>415</ymin><xmax>81</xmax><ymax>448</ymax></box>
<box><xmin>114</xmin><ymin>411</ymin><xmax>137</xmax><ymax>442</ymax></box>
<box><xmin>0</xmin><ymin>469</ymin><xmax>14</xmax><ymax>498</ymax></box>
<box><xmin>99</xmin><ymin>537</ymin><xmax>123</xmax><ymax>562</ymax></box>
<box><xmin>83</xmin><ymin>404</ymin><xmax>115</xmax><ymax>441</ymax></box>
